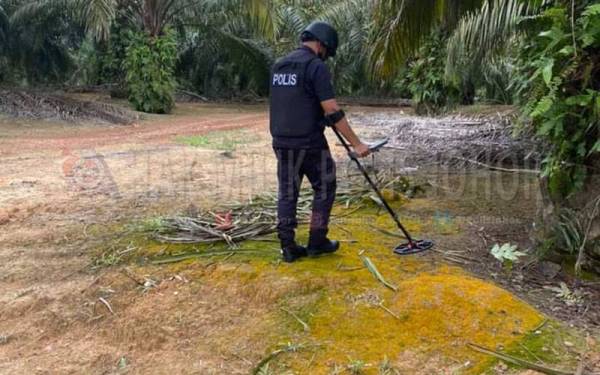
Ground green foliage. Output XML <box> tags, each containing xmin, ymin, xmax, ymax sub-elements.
<box><xmin>0</xmin><ymin>4</ymin><xmax>9</xmax><ymax>82</ymax></box>
<box><xmin>369</xmin><ymin>0</ymin><xmax>485</xmax><ymax>79</ymax></box>
<box><xmin>174</xmin><ymin>1</ymin><xmax>277</xmax><ymax>98</ymax></box>
<box><xmin>490</xmin><ymin>243</ymin><xmax>526</xmax><ymax>262</ymax></box>
<box><xmin>0</xmin><ymin>0</ymin><xmax>394</xmax><ymax>99</ymax></box>
<box><xmin>546</xmin><ymin>282</ymin><xmax>584</xmax><ymax>306</ymax></box>
<box><xmin>445</xmin><ymin>0</ymin><xmax>544</xmax><ymax>104</ymax></box>
<box><xmin>392</xmin><ymin>67</ymin><xmax>413</xmax><ymax>99</ymax></box>
<box><xmin>2</xmin><ymin>0</ymin><xmax>82</xmax><ymax>84</ymax></box>
<box><xmin>516</xmin><ymin>3</ymin><xmax>600</xmax><ymax>198</ymax></box>
<box><xmin>176</xmin><ymin>130</ymin><xmax>259</xmax><ymax>152</ymax></box>
<box><xmin>174</xmin><ymin>0</ymin><xmax>390</xmax><ymax>99</ymax></box>
<box><xmin>346</xmin><ymin>357</ymin><xmax>369</xmax><ymax>374</ymax></box>
<box><xmin>124</xmin><ymin>30</ymin><xmax>177</xmax><ymax>114</ymax></box>
<box><xmin>556</xmin><ymin>207</ymin><xmax>584</xmax><ymax>256</ymax></box>
<box><xmin>479</xmin><ymin>52</ymin><xmax>520</xmax><ymax>104</ymax></box>
<box><xmin>70</xmin><ymin>37</ymin><xmax>101</xmax><ymax>85</ymax></box>
<box><xmin>95</xmin><ymin>5</ymin><xmax>135</xmax><ymax>86</ymax></box>
<box><xmin>320</xmin><ymin>0</ymin><xmax>385</xmax><ymax>96</ymax></box>
<box><xmin>406</xmin><ymin>31</ymin><xmax>459</xmax><ymax>115</ymax></box>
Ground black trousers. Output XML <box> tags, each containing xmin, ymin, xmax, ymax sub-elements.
<box><xmin>274</xmin><ymin>148</ymin><xmax>337</xmax><ymax>248</ymax></box>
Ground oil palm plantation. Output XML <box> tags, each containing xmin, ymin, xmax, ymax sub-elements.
<box><xmin>172</xmin><ymin>0</ymin><xmax>378</xmax><ymax>97</ymax></box>
<box><xmin>1</xmin><ymin>0</ymin><xmax>378</xmax><ymax>96</ymax></box>
<box><xmin>5</xmin><ymin>0</ymin><xmax>274</xmax><ymax>42</ymax></box>
<box><xmin>269</xmin><ymin>0</ymin><xmax>377</xmax><ymax>95</ymax></box>
<box><xmin>1</xmin><ymin>0</ymin><xmax>274</xmax><ymax>111</ymax></box>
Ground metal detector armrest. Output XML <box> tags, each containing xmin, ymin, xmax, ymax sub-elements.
<box><xmin>349</xmin><ymin>138</ymin><xmax>389</xmax><ymax>158</ymax></box>
<box><xmin>368</xmin><ymin>138</ymin><xmax>389</xmax><ymax>153</ymax></box>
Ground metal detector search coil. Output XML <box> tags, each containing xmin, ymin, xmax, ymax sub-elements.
<box><xmin>331</xmin><ymin>126</ymin><xmax>434</xmax><ymax>255</ymax></box>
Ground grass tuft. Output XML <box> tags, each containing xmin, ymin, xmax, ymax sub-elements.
<box><xmin>176</xmin><ymin>130</ymin><xmax>259</xmax><ymax>152</ymax></box>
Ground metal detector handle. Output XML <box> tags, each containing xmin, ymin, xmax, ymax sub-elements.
<box><xmin>348</xmin><ymin>138</ymin><xmax>389</xmax><ymax>159</ymax></box>
<box><xmin>330</xmin><ymin>126</ymin><xmax>414</xmax><ymax>243</ymax></box>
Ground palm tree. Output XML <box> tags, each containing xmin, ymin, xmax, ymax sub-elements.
<box><xmin>179</xmin><ymin>0</ymin><xmax>276</xmax><ymax>96</ymax></box>
<box><xmin>263</xmin><ymin>0</ymin><xmax>377</xmax><ymax>95</ymax></box>
<box><xmin>4</xmin><ymin>0</ymin><xmax>83</xmax><ymax>83</ymax></box>
<box><xmin>445</xmin><ymin>0</ymin><xmax>546</xmax><ymax>84</ymax></box>
<box><xmin>369</xmin><ymin>0</ymin><xmax>485</xmax><ymax>78</ymax></box>
<box><xmin>176</xmin><ymin>0</ymin><xmax>377</xmax><ymax>97</ymax></box>
<box><xmin>3</xmin><ymin>0</ymin><xmax>273</xmax><ymax>87</ymax></box>
<box><xmin>320</xmin><ymin>0</ymin><xmax>377</xmax><ymax>94</ymax></box>
<box><xmin>9</xmin><ymin>0</ymin><xmax>115</xmax><ymax>40</ymax></box>
<box><xmin>9</xmin><ymin>0</ymin><xmax>272</xmax><ymax>40</ymax></box>
<box><xmin>0</xmin><ymin>4</ymin><xmax>8</xmax><ymax>45</ymax></box>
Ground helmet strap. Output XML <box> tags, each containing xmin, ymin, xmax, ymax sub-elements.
<box><xmin>318</xmin><ymin>43</ymin><xmax>329</xmax><ymax>61</ymax></box>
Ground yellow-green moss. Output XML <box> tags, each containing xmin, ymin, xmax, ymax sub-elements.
<box><xmin>493</xmin><ymin>320</ymin><xmax>588</xmax><ymax>374</ymax></box>
<box><xmin>275</xmin><ymin>265</ymin><xmax>542</xmax><ymax>374</ymax></box>
<box><xmin>110</xmin><ymin>204</ymin><xmax>554</xmax><ymax>373</ymax></box>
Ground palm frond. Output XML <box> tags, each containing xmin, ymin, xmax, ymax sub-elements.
<box><xmin>320</xmin><ymin>0</ymin><xmax>375</xmax><ymax>91</ymax></box>
<box><xmin>244</xmin><ymin>0</ymin><xmax>277</xmax><ymax>40</ymax></box>
<box><xmin>74</xmin><ymin>0</ymin><xmax>116</xmax><ymax>40</ymax></box>
<box><xmin>6</xmin><ymin>0</ymin><xmax>79</xmax><ymax>83</ymax></box>
<box><xmin>9</xmin><ymin>0</ymin><xmax>62</xmax><ymax>27</ymax></box>
<box><xmin>319</xmin><ymin>0</ymin><xmax>373</xmax><ymax>27</ymax></box>
<box><xmin>445</xmin><ymin>0</ymin><xmax>543</xmax><ymax>81</ymax></box>
<box><xmin>369</xmin><ymin>0</ymin><xmax>484</xmax><ymax>78</ymax></box>
<box><xmin>0</xmin><ymin>4</ymin><xmax>9</xmax><ymax>46</ymax></box>
<box><xmin>275</xmin><ymin>5</ymin><xmax>306</xmax><ymax>40</ymax></box>
<box><xmin>215</xmin><ymin>28</ymin><xmax>273</xmax><ymax>94</ymax></box>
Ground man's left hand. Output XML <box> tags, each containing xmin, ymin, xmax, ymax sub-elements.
<box><xmin>353</xmin><ymin>142</ymin><xmax>371</xmax><ymax>158</ymax></box>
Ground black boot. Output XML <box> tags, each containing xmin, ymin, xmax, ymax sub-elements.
<box><xmin>281</xmin><ymin>243</ymin><xmax>308</xmax><ymax>263</ymax></box>
<box><xmin>307</xmin><ymin>238</ymin><xmax>340</xmax><ymax>257</ymax></box>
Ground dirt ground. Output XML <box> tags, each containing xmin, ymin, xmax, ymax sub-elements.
<box><xmin>0</xmin><ymin>101</ymin><xmax>598</xmax><ymax>374</ymax></box>
<box><xmin>0</xmin><ymin>102</ymin><xmax>279</xmax><ymax>374</ymax></box>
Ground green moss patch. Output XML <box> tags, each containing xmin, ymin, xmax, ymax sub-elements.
<box><xmin>175</xmin><ymin>129</ymin><xmax>259</xmax><ymax>152</ymax></box>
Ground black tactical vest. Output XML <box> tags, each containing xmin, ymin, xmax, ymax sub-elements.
<box><xmin>269</xmin><ymin>51</ymin><xmax>323</xmax><ymax>138</ymax></box>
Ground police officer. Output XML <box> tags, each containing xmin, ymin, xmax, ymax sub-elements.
<box><xmin>270</xmin><ymin>21</ymin><xmax>371</xmax><ymax>263</ymax></box>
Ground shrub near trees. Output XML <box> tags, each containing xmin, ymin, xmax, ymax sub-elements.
<box><xmin>518</xmin><ymin>4</ymin><xmax>600</xmax><ymax>199</ymax></box>
<box><xmin>431</xmin><ymin>0</ymin><xmax>600</xmax><ymax>271</ymax></box>
<box><xmin>125</xmin><ymin>30</ymin><xmax>177</xmax><ymax>114</ymax></box>
<box><xmin>406</xmin><ymin>30</ymin><xmax>460</xmax><ymax>115</ymax></box>
<box><xmin>519</xmin><ymin>3</ymin><xmax>600</xmax><ymax>272</ymax></box>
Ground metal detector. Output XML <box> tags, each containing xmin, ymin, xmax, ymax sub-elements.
<box><xmin>331</xmin><ymin>126</ymin><xmax>434</xmax><ymax>255</ymax></box>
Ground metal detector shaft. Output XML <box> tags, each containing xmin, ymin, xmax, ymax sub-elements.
<box><xmin>331</xmin><ymin>126</ymin><xmax>414</xmax><ymax>243</ymax></box>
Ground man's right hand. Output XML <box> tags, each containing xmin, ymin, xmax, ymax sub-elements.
<box><xmin>353</xmin><ymin>142</ymin><xmax>371</xmax><ymax>158</ymax></box>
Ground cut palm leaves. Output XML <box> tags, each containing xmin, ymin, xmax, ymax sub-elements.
<box><xmin>154</xmin><ymin>173</ymin><xmax>420</xmax><ymax>247</ymax></box>
<box><xmin>360</xmin><ymin>252</ymin><xmax>398</xmax><ymax>292</ymax></box>
<box><xmin>468</xmin><ymin>343</ymin><xmax>573</xmax><ymax>375</ymax></box>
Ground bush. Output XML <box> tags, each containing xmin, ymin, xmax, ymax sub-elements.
<box><xmin>407</xmin><ymin>31</ymin><xmax>459</xmax><ymax>115</ymax></box>
<box><xmin>124</xmin><ymin>30</ymin><xmax>177</xmax><ymax>114</ymax></box>
<box><xmin>97</xmin><ymin>17</ymin><xmax>134</xmax><ymax>87</ymax></box>
<box><xmin>516</xmin><ymin>4</ymin><xmax>600</xmax><ymax>198</ymax></box>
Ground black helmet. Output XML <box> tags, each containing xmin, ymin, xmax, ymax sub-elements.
<box><xmin>302</xmin><ymin>21</ymin><xmax>339</xmax><ymax>58</ymax></box>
